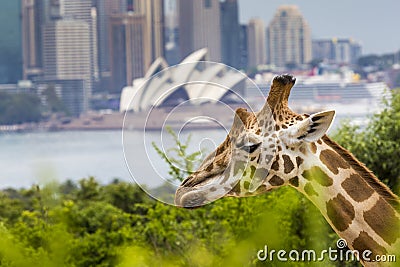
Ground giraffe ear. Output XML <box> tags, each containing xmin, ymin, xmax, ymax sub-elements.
<box><xmin>281</xmin><ymin>110</ymin><xmax>335</xmax><ymax>145</ymax></box>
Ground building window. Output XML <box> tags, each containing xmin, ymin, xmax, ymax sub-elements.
<box><xmin>204</xmin><ymin>0</ymin><xmax>212</xmax><ymax>8</ymax></box>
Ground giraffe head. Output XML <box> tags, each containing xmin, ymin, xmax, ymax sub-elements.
<box><xmin>175</xmin><ymin>74</ymin><xmax>335</xmax><ymax>208</ymax></box>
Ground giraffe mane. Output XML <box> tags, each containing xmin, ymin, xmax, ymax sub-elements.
<box><xmin>322</xmin><ymin>135</ymin><xmax>400</xmax><ymax>210</ymax></box>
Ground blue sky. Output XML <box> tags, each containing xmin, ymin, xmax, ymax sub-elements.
<box><xmin>238</xmin><ymin>0</ymin><xmax>400</xmax><ymax>55</ymax></box>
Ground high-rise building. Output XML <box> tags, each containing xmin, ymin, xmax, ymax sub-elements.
<box><xmin>38</xmin><ymin>0</ymin><xmax>101</xmax><ymax>114</ymax></box>
<box><xmin>96</xmin><ymin>0</ymin><xmax>127</xmax><ymax>90</ymax></box>
<box><xmin>312</xmin><ymin>38</ymin><xmax>362</xmax><ymax>65</ymax></box>
<box><xmin>109</xmin><ymin>13</ymin><xmax>151</xmax><ymax>92</ymax></box>
<box><xmin>0</xmin><ymin>1</ymin><xmax>22</xmax><ymax>83</ymax></box>
<box><xmin>22</xmin><ymin>0</ymin><xmax>44</xmax><ymax>80</ymax></box>
<box><xmin>178</xmin><ymin>0</ymin><xmax>221</xmax><ymax>62</ymax></box>
<box><xmin>107</xmin><ymin>0</ymin><xmax>165</xmax><ymax>92</ymax></box>
<box><xmin>220</xmin><ymin>0</ymin><xmax>240</xmax><ymax>69</ymax></box>
<box><xmin>42</xmin><ymin>20</ymin><xmax>92</xmax><ymax>114</ymax></box>
<box><xmin>164</xmin><ymin>0</ymin><xmax>179</xmax><ymax>65</ymax></box>
<box><xmin>247</xmin><ymin>18</ymin><xmax>266</xmax><ymax>68</ymax></box>
<box><xmin>267</xmin><ymin>5</ymin><xmax>312</xmax><ymax>68</ymax></box>
<box><xmin>238</xmin><ymin>24</ymin><xmax>248</xmax><ymax>69</ymax></box>
<box><xmin>61</xmin><ymin>0</ymin><xmax>99</xmax><ymax>84</ymax></box>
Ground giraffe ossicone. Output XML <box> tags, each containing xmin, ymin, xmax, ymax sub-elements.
<box><xmin>175</xmin><ymin>74</ymin><xmax>400</xmax><ymax>265</ymax></box>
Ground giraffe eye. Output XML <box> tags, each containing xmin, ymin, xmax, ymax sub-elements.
<box><xmin>241</xmin><ymin>142</ymin><xmax>261</xmax><ymax>153</ymax></box>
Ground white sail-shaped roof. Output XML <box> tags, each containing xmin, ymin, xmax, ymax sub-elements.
<box><xmin>119</xmin><ymin>48</ymin><xmax>246</xmax><ymax>112</ymax></box>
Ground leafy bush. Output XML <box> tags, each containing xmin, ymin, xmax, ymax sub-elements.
<box><xmin>333</xmin><ymin>89</ymin><xmax>400</xmax><ymax>194</ymax></box>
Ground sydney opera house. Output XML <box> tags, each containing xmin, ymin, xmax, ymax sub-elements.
<box><xmin>120</xmin><ymin>48</ymin><xmax>248</xmax><ymax>113</ymax></box>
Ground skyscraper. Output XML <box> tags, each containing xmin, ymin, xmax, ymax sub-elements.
<box><xmin>238</xmin><ymin>24</ymin><xmax>248</xmax><ymax>69</ymax></box>
<box><xmin>312</xmin><ymin>38</ymin><xmax>362</xmax><ymax>65</ymax></box>
<box><xmin>42</xmin><ymin>20</ymin><xmax>92</xmax><ymax>114</ymax></box>
<box><xmin>107</xmin><ymin>0</ymin><xmax>165</xmax><ymax>92</ymax></box>
<box><xmin>178</xmin><ymin>0</ymin><xmax>221</xmax><ymax>62</ymax></box>
<box><xmin>267</xmin><ymin>5</ymin><xmax>312</xmax><ymax>68</ymax></box>
<box><xmin>22</xmin><ymin>0</ymin><xmax>44</xmax><ymax>80</ymax></box>
<box><xmin>95</xmin><ymin>0</ymin><xmax>127</xmax><ymax>90</ymax></box>
<box><xmin>220</xmin><ymin>0</ymin><xmax>240</xmax><ymax>69</ymax></box>
<box><xmin>109</xmin><ymin>13</ymin><xmax>151</xmax><ymax>92</ymax></box>
<box><xmin>247</xmin><ymin>18</ymin><xmax>266</xmax><ymax>68</ymax></box>
<box><xmin>0</xmin><ymin>1</ymin><xmax>22</xmax><ymax>83</ymax></box>
<box><xmin>38</xmin><ymin>0</ymin><xmax>100</xmax><ymax>114</ymax></box>
<box><xmin>164</xmin><ymin>0</ymin><xmax>179</xmax><ymax>65</ymax></box>
<box><xmin>61</xmin><ymin>0</ymin><xmax>99</xmax><ymax>83</ymax></box>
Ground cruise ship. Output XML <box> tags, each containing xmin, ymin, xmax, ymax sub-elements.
<box><xmin>246</xmin><ymin>75</ymin><xmax>390</xmax><ymax>128</ymax></box>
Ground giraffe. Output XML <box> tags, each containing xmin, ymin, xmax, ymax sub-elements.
<box><xmin>175</xmin><ymin>74</ymin><xmax>400</xmax><ymax>266</ymax></box>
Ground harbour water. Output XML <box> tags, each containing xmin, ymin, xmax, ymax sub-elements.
<box><xmin>0</xmin><ymin>129</ymin><xmax>227</xmax><ymax>189</ymax></box>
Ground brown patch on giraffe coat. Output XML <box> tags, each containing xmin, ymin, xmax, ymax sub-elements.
<box><xmin>269</xmin><ymin>175</ymin><xmax>284</xmax><ymax>186</ymax></box>
<box><xmin>295</xmin><ymin>156</ymin><xmax>303</xmax><ymax>168</ymax></box>
<box><xmin>271</xmin><ymin>155</ymin><xmax>280</xmax><ymax>171</ymax></box>
<box><xmin>341</xmin><ymin>174</ymin><xmax>374</xmax><ymax>202</ymax></box>
<box><xmin>289</xmin><ymin>177</ymin><xmax>299</xmax><ymax>187</ymax></box>
<box><xmin>319</xmin><ymin>149</ymin><xmax>350</xmax><ymax>175</ymax></box>
<box><xmin>304</xmin><ymin>183</ymin><xmax>318</xmax><ymax>197</ymax></box>
<box><xmin>352</xmin><ymin>231</ymin><xmax>387</xmax><ymax>259</ymax></box>
<box><xmin>310</xmin><ymin>142</ymin><xmax>317</xmax><ymax>154</ymax></box>
<box><xmin>282</xmin><ymin>155</ymin><xmax>294</xmax><ymax>174</ymax></box>
<box><xmin>233</xmin><ymin>161</ymin><xmax>246</xmax><ymax>175</ymax></box>
<box><xmin>363</xmin><ymin>198</ymin><xmax>400</xmax><ymax>245</ymax></box>
<box><xmin>322</xmin><ymin>136</ymin><xmax>400</xmax><ymax>209</ymax></box>
<box><xmin>302</xmin><ymin>166</ymin><xmax>333</xmax><ymax>187</ymax></box>
<box><xmin>205</xmin><ymin>164</ymin><xmax>214</xmax><ymax>172</ymax></box>
<box><xmin>326</xmin><ymin>194</ymin><xmax>355</xmax><ymax>232</ymax></box>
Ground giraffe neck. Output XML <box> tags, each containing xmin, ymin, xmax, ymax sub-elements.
<box><xmin>292</xmin><ymin>136</ymin><xmax>400</xmax><ymax>259</ymax></box>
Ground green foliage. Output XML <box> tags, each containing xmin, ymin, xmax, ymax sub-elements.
<box><xmin>0</xmin><ymin>179</ymin><xmax>355</xmax><ymax>266</ymax></box>
<box><xmin>0</xmin><ymin>92</ymin><xmax>42</xmax><ymax>125</ymax></box>
<box><xmin>152</xmin><ymin>126</ymin><xmax>203</xmax><ymax>183</ymax></box>
<box><xmin>333</xmin><ymin>89</ymin><xmax>400</xmax><ymax>194</ymax></box>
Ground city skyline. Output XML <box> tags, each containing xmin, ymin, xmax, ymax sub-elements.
<box><xmin>237</xmin><ymin>0</ymin><xmax>400</xmax><ymax>55</ymax></box>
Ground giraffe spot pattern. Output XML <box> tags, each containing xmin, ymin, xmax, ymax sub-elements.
<box><xmin>250</xmin><ymin>166</ymin><xmax>256</xmax><ymax>178</ymax></box>
<box><xmin>282</xmin><ymin>155</ymin><xmax>294</xmax><ymax>174</ymax></box>
<box><xmin>289</xmin><ymin>176</ymin><xmax>299</xmax><ymax>187</ymax></box>
<box><xmin>243</xmin><ymin>181</ymin><xmax>250</xmax><ymax>190</ymax></box>
<box><xmin>320</xmin><ymin>149</ymin><xmax>350</xmax><ymax>175</ymax></box>
<box><xmin>341</xmin><ymin>174</ymin><xmax>374</xmax><ymax>202</ymax></box>
<box><xmin>302</xmin><ymin>166</ymin><xmax>333</xmax><ymax>187</ymax></box>
<box><xmin>265</xmin><ymin>154</ymin><xmax>273</xmax><ymax>162</ymax></box>
<box><xmin>295</xmin><ymin>156</ymin><xmax>303</xmax><ymax>168</ymax></box>
<box><xmin>269</xmin><ymin>175</ymin><xmax>284</xmax><ymax>186</ymax></box>
<box><xmin>233</xmin><ymin>161</ymin><xmax>246</xmax><ymax>175</ymax></box>
<box><xmin>352</xmin><ymin>231</ymin><xmax>387</xmax><ymax>259</ymax></box>
<box><xmin>304</xmin><ymin>183</ymin><xmax>318</xmax><ymax>197</ymax></box>
<box><xmin>271</xmin><ymin>155</ymin><xmax>280</xmax><ymax>171</ymax></box>
<box><xmin>326</xmin><ymin>194</ymin><xmax>355</xmax><ymax>232</ymax></box>
<box><xmin>310</xmin><ymin>142</ymin><xmax>317</xmax><ymax>154</ymax></box>
<box><xmin>363</xmin><ymin>197</ymin><xmax>400</xmax><ymax>245</ymax></box>
<box><xmin>205</xmin><ymin>164</ymin><xmax>214</xmax><ymax>172</ymax></box>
